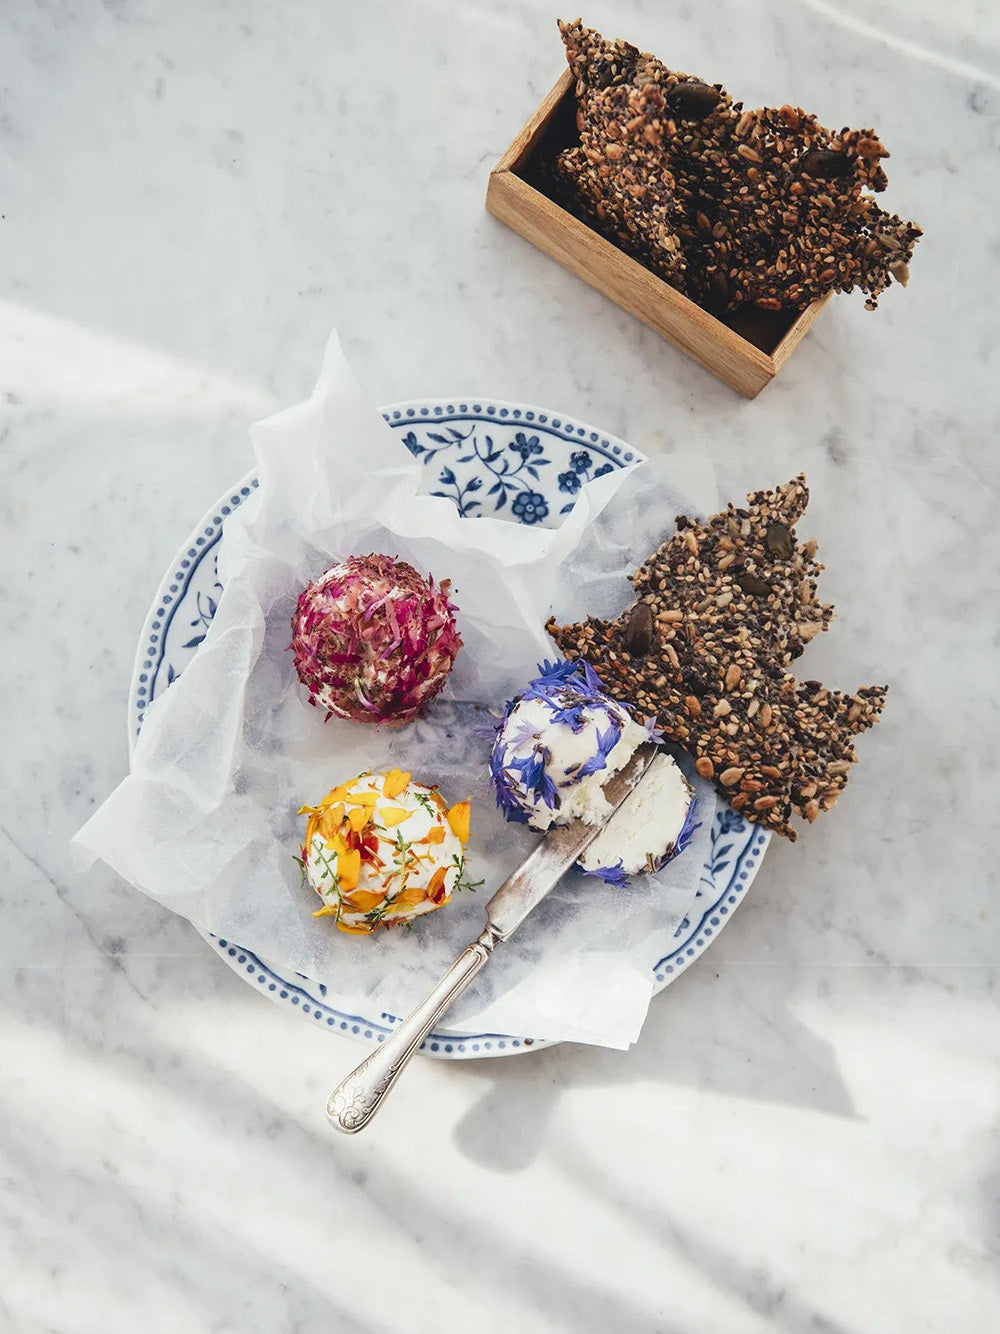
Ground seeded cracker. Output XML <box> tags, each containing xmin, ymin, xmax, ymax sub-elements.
<box><xmin>545</xmin><ymin>477</ymin><xmax>887</xmax><ymax>840</ymax></box>
<box><xmin>550</xmin><ymin>19</ymin><xmax>921</xmax><ymax>312</ymax></box>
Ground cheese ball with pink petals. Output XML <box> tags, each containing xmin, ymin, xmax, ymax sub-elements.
<box><xmin>290</xmin><ymin>554</ymin><xmax>462</xmax><ymax>726</ymax></box>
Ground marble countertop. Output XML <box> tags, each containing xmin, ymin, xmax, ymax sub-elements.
<box><xmin>3</xmin><ymin>1</ymin><xmax>998</xmax><ymax>1329</ymax></box>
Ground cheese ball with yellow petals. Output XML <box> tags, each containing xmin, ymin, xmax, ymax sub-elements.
<box><xmin>298</xmin><ymin>768</ymin><xmax>472</xmax><ymax>933</ymax></box>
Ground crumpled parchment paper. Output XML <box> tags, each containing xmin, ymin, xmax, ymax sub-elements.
<box><xmin>73</xmin><ymin>332</ymin><xmax>719</xmax><ymax>1049</ymax></box>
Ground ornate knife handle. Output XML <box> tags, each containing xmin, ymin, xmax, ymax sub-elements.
<box><xmin>327</xmin><ymin>926</ymin><xmax>500</xmax><ymax>1134</ymax></box>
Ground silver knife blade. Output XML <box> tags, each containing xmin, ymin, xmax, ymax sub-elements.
<box><xmin>484</xmin><ymin>742</ymin><xmax>658</xmax><ymax>941</ymax></box>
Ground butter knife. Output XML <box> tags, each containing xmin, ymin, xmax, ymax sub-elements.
<box><xmin>326</xmin><ymin>742</ymin><xmax>658</xmax><ymax>1133</ymax></box>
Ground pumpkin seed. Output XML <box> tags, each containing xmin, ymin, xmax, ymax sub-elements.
<box><xmin>765</xmin><ymin>521</ymin><xmax>794</xmax><ymax>559</ymax></box>
<box><xmin>624</xmin><ymin>601</ymin><xmax>654</xmax><ymax>657</ymax></box>
<box><xmin>737</xmin><ymin>572</ymin><xmax>771</xmax><ymax>596</ymax></box>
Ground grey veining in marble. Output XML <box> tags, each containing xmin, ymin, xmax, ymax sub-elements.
<box><xmin>2</xmin><ymin>1</ymin><xmax>999</xmax><ymax>1330</ymax></box>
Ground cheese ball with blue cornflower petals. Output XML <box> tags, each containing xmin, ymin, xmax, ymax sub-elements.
<box><xmin>488</xmin><ymin>660</ymin><xmax>698</xmax><ymax>885</ymax></box>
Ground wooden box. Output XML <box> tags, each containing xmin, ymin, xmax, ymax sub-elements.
<box><xmin>486</xmin><ymin>69</ymin><xmax>829</xmax><ymax>399</ymax></box>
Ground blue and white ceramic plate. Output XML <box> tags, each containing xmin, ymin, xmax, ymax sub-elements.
<box><xmin>130</xmin><ymin>397</ymin><xmax>769</xmax><ymax>1058</ymax></box>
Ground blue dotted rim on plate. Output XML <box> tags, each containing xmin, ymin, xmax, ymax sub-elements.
<box><xmin>129</xmin><ymin>397</ymin><xmax>768</xmax><ymax>1059</ymax></box>
<box><xmin>210</xmin><ymin>819</ymin><xmax>766</xmax><ymax>1058</ymax></box>
<box><xmin>383</xmin><ymin>398</ymin><xmax>638</xmax><ymax>461</ymax></box>
<box><xmin>132</xmin><ymin>481</ymin><xmax>260</xmax><ymax>734</ymax></box>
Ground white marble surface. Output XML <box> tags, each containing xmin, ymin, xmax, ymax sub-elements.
<box><xmin>2</xmin><ymin>1</ymin><xmax>999</xmax><ymax>1329</ymax></box>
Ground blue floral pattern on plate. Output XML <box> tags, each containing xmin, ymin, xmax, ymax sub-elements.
<box><xmin>129</xmin><ymin>397</ymin><xmax>769</xmax><ymax>1059</ymax></box>
<box><xmin>389</xmin><ymin>401</ymin><xmax>635</xmax><ymax>525</ymax></box>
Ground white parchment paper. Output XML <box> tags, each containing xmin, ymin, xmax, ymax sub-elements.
<box><xmin>73</xmin><ymin>332</ymin><xmax>720</xmax><ymax>1049</ymax></box>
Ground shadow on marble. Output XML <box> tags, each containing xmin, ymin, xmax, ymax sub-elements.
<box><xmin>2</xmin><ymin>975</ymin><xmax>691</xmax><ymax>1334</ymax></box>
<box><xmin>977</xmin><ymin>1157</ymin><xmax>1000</xmax><ymax>1266</ymax></box>
<box><xmin>339</xmin><ymin>1160</ymin><xmax>692</xmax><ymax>1334</ymax></box>
<box><xmin>449</xmin><ymin>961</ymin><xmax>859</xmax><ymax>1175</ymax></box>
<box><xmin>3</xmin><ymin>1111</ymin><xmax>382</xmax><ymax>1334</ymax></box>
<box><xmin>561</xmin><ymin>1156</ymin><xmax>859</xmax><ymax>1334</ymax></box>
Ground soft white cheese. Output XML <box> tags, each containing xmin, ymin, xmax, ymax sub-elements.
<box><xmin>496</xmin><ymin>693</ymin><xmax>648</xmax><ymax>831</ymax></box>
<box><xmin>579</xmin><ymin>752</ymin><xmax>693</xmax><ymax>876</ymax></box>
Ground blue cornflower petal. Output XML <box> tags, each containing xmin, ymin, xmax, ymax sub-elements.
<box><xmin>471</xmin><ymin>711</ymin><xmax>504</xmax><ymax>744</ymax></box>
<box><xmin>584</xmin><ymin>858</ymin><xmax>629</xmax><ymax>887</ymax></box>
<box><xmin>673</xmin><ymin>793</ymin><xmax>701</xmax><ymax>859</ymax></box>
<box><xmin>532</xmin><ymin>659</ymin><xmax>580</xmax><ymax>688</ymax></box>
<box><xmin>489</xmin><ymin>745</ymin><xmax>530</xmax><ymax>824</ymax></box>
<box><xmin>508</xmin><ymin>718</ymin><xmax>542</xmax><ymax>749</ymax></box>
<box><xmin>642</xmin><ymin>716</ymin><xmax>666</xmax><ymax>744</ymax></box>
<box><xmin>579</xmin><ymin>659</ymin><xmax>607</xmax><ymax>695</ymax></box>
<box><xmin>530</xmin><ymin>657</ymin><xmax>608</xmax><ymax>699</ymax></box>
<box><xmin>548</xmin><ymin>701</ymin><xmax>588</xmax><ymax>731</ymax></box>
<box><xmin>507</xmin><ymin>747</ymin><xmax>560</xmax><ymax>812</ymax></box>
<box><xmin>576</xmin><ymin>721</ymin><xmax>623</xmax><ymax>778</ymax></box>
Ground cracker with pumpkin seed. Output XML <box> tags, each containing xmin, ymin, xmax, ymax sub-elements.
<box><xmin>553</xmin><ymin>18</ymin><xmax>920</xmax><ymax>312</ymax></box>
<box><xmin>545</xmin><ymin>476</ymin><xmax>886</xmax><ymax>840</ymax></box>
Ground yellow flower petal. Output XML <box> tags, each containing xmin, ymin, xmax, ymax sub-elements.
<box><xmin>337</xmin><ymin>919</ymin><xmax>374</xmax><ymax>936</ymax></box>
<box><xmin>315</xmin><ymin>804</ymin><xmax>345</xmax><ymax>843</ymax></box>
<box><xmin>427</xmin><ymin>866</ymin><xmax>450</xmax><ymax>903</ymax></box>
<box><xmin>346</xmin><ymin>805</ymin><xmax>370</xmax><ymax>832</ymax></box>
<box><xmin>342</xmin><ymin>887</ymin><xmax>386</xmax><ymax>913</ymax></box>
<box><xmin>337</xmin><ymin>848</ymin><xmax>361</xmax><ymax>892</ymax></box>
<box><xmin>391</xmin><ymin>883</ymin><xmax>432</xmax><ymax>911</ymax></box>
<box><xmin>447</xmin><ymin>800</ymin><xmax>471</xmax><ymax>843</ymax></box>
<box><xmin>382</xmin><ymin>768</ymin><xmax>411</xmax><ymax>800</ymax></box>
<box><xmin>346</xmin><ymin>790</ymin><xmax>378</xmax><ymax>808</ymax></box>
<box><xmin>312</xmin><ymin>904</ymin><xmax>340</xmax><ymax>918</ymax></box>
<box><xmin>379</xmin><ymin>806</ymin><xmax>411</xmax><ymax>827</ymax></box>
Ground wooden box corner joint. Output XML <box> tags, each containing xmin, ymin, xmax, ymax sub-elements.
<box><xmin>486</xmin><ymin>68</ymin><xmax>829</xmax><ymax>399</ymax></box>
